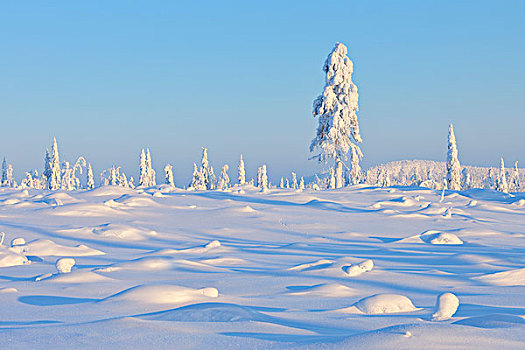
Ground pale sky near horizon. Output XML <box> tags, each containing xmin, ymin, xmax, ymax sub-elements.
<box><xmin>1</xmin><ymin>1</ymin><xmax>523</xmax><ymax>184</ymax></box>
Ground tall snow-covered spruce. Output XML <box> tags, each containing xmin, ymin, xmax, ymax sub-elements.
<box><xmin>446</xmin><ymin>124</ymin><xmax>461</xmax><ymax>191</ymax></box>
<box><xmin>48</xmin><ymin>138</ymin><xmax>62</xmax><ymax>190</ymax></box>
<box><xmin>238</xmin><ymin>154</ymin><xmax>246</xmax><ymax>185</ymax></box>
<box><xmin>310</xmin><ymin>43</ymin><xmax>362</xmax><ymax>185</ymax></box>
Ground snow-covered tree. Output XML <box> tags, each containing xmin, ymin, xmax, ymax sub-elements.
<box><xmin>43</xmin><ymin>150</ymin><xmax>51</xmax><ymax>183</ymax></box>
<box><xmin>190</xmin><ymin>163</ymin><xmax>206</xmax><ymax>190</ymax></box>
<box><xmin>138</xmin><ymin>148</ymin><xmax>156</xmax><ymax>187</ymax></box>
<box><xmin>291</xmin><ymin>172</ymin><xmax>298</xmax><ymax>190</ymax></box>
<box><xmin>299</xmin><ymin>176</ymin><xmax>305</xmax><ymax>190</ymax></box>
<box><xmin>217</xmin><ymin>164</ymin><xmax>230</xmax><ymax>190</ymax></box>
<box><xmin>128</xmin><ymin>177</ymin><xmax>135</xmax><ymax>189</ymax></box>
<box><xmin>257</xmin><ymin>165</ymin><xmax>268</xmax><ymax>192</ymax></box>
<box><xmin>510</xmin><ymin>161</ymin><xmax>520</xmax><ymax>192</ymax></box>
<box><xmin>328</xmin><ymin>168</ymin><xmax>336</xmax><ymax>189</ymax></box>
<box><xmin>199</xmin><ymin>147</ymin><xmax>216</xmax><ymax>190</ymax></box>
<box><xmin>146</xmin><ymin>149</ymin><xmax>156</xmax><ymax>186</ymax></box>
<box><xmin>486</xmin><ymin>168</ymin><xmax>495</xmax><ymax>189</ymax></box>
<box><xmin>1</xmin><ymin>158</ymin><xmax>7</xmax><ymax>186</ymax></box>
<box><xmin>496</xmin><ymin>158</ymin><xmax>509</xmax><ymax>193</ymax></box>
<box><xmin>285</xmin><ymin>178</ymin><xmax>290</xmax><ymax>189</ymax></box>
<box><xmin>164</xmin><ymin>164</ymin><xmax>174</xmax><ymax>186</ymax></box>
<box><xmin>47</xmin><ymin>138</ymin><xmax>62</xmax><ymax>190</ymax></box>
<box><xmin>118</xmin><ymin>171</ymin><xmax>129</xmax><ymax>187</ymax></box>
<box><xmin>86</xmin><ymin>163</ymin><xmax>95</xmax><ymax>189</ymax></box>
<box><xmin>1</xmin><ymin>160</ymin><xmax>15</xmax><ymax>187</ymax></box>
<box><xmin>139</xmin><ymin>149</ymin><xmax>148</xmax><ymax>187</ymax></box>
<box><xmin>22</xmin><ymin>172</ymin><xmax>34</xmax><ymax>188</ymax></box>
<box><xmin>310</xmin><ymin>43</ymin><xmax>363</xmax><ymax>180</ymax></box>
<box><xmin>279</xmin><ymin>177</ymin><xmax>284</xmax><ymax>189</ymax></box>
<box><xmin>238</xmin><ymin>154</ymin><xmax>246</xmax><ymax>185</ymax></box>
<box><xmin>461</xmin><ymin>168</ymin><xmax>471</xmax><ymax>190</ymax></box>
<box><xmin>446</xmin><ymin>124</ymin><xmax>461</xmax><ymax>190</ymax></box>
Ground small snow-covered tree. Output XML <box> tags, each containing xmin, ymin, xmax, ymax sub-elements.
<box><xmin>510</xmin><ymin>161</ymin><xmax>520</xmax><ymax>192</ymax></box>
<box><xmin>164</xmin><ymin>164</ymin><xmax>174</xmax><ymax>186</ymax></box>
<box><xmin>446</xmin><ymin>124</ymin><xmax>461</xmax><ymax>190</ymax></box>
<box><xmin>486</xmin><ymin>168</ymin><xmax>495</xmax><ymax>189</ymax></box>
<box><xmin>496</xmin><ymin>158</ymin><xmax>509</xmax><ymax>193</ymax></box>
<box><xmin>285</xmin><ymin>178</ymin><xmax>290</xmax><ymax>189</ymax></box>
<box><xmin>217</xmin><ymin>164</ymin><xmax>230</xmax><ymax>190</ymax></box>
<box><xmin>47</xmin><ymin>138</ymin><xmax>62</xmax><ymax>190</ymax></box>
<box><xmin>86</xmin><ymin>163</ymin><xmax>95</xmax><ymax>189</ymax></box>
<box><xmin>61</xmin><ymin>161</ymin><xmax>74</xmax><ymax>190</ymax></box>
<box><xmin>199</xmin><ymin>147</ymin><xmax>216</xmax><ymax>190</ymax></box>
<box><xmin>257</xmin><ymin>165</ymin><xmax>268</xmax><ymax>192</ymax></box>
<box><xmin>1</xmin><ymin>158</ymin><xmax>7</xmax><ymax>186</ymax></box>
<box><xmin>291</xmin><ymin>172</ymin><xmax>298</xmax><ymax>190</ymax></box>
<box><xmin>146</xmin><ymin>149</ymin><xmax>156</xmax><ymax>186</ymax></box>
<box><xmin>328</xmin><ymin>168</ymin><xmax>336</xmax><ymax>189</ymax></box>
<box><xmin>119</xmin><ymin>171</ymin><xmax>129</xmax><ymax>187</ymax></box>
<box><xmin>110</xmin><ymin>166</ymin><xmax>118</xmax><ymax>186</ymax></box>
<box><xmin>310</xmin><ymin>43</ymin><xmax>363</xmax><ymax>180</ymax></box>
<box><xmin>128</xmin><ymin>177</ymin><xmax>135</xmax><ymax>189</ymax></box>
<box><xmin>190</xmin><ymin>163</ymin><xmax>206</xmax><ymax>190</ymax></box>
<box><xmin>279</xmin><ymin>177</ymin><xmax>284</xmax><ymax>189</ymax></box>
<box><xmin>139</xmin><ymin>149</ymin><xmax>148</xmax><ymax>187</ymax></box>
<box><xmin>23</xmin><ymin>172</ymin><xmax>34</xmax><ymax>188</ymax></box>
<box><xmin>299</xmin><ymin>176</ymin><xmax>305</xmax><ymax>190</ymax></box>
<box><xmin>461</xmin><ymin>168</ymin><xmax>471</xmax><ymax>190</ymax></box>
<box><xmin>238</xmin><ymin>154</ymin><xmax>246</xmax><ymax>185</ymax></box>
<box><xmin>43</xmin><ymin>149</ymin><xmax>51</xmax><ymax>184</ymax></box>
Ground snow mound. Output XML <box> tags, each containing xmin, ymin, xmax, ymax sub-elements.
<box><xmin>420</xmin><ymin>231</ymin><xmax>463</xmax><ymax>245</ymax></box>
<box><xmin>10</xmin><ymin>239</ymin><xmax>104</xmax><ymax>257</ymax></box>
<box><xmin>472</xmin><ymin>268</ymin><xmax>525</xmax><ymax>286</ymax></box>
<box><xmin>454</xmin><ymin>314</ymin><xmax>525</xmax><ymax>328</ymax></box>
<box><xmin>153</xmin><ymin>240</ymin><xmax>224</xmax><ymax>255</ymax></box>
<box><xmin>93</xmin><ymin>223</ymin><xmax>157</xmax><ymax>241</ymax></box>
<box><xmin>104</xmin><ymin>285</ymin><xmax>218</xmax><ymax>305</ymax></box>
<box><xmin>344</xmin><ymin>259</ymin><xmax>374</xmax><ymax>276</ymax></box>
<box><xmin>287</xmin><ymin>283</ymin><xmax>357</xmax><ymax>297</ymax></box>
<box><xmin>288</xmin><ymin>259</ymin><xmax>334</xmax><ymax>272</ymax></box>
<box><xmin>0</xmin><ymin>247</ymin><xmax>30</xmax><ymax>267</ymax></box>
<box><xmin>97</xmin><ymin>257</ymin><xmax>175</xmax><ymax>272</ymax></box>
<box><xmin>113</xmin><ymin>195</ymin><xmax>161</xmax><ymax>207</ymax></box>
<box><xmin>139</xmin><ymin>303</ymin><xmax>263</xmax><ymax>322</ymax></box>
<box><xmin>85</xmin><ymin>186</ymin><xmax>137</xmax><ymax>197</ymax></box>
<box><xmin>41</xmin><ymin>270</ymin><xmax>112</xmax><ymax>283</ymax></box>
<box><xmin>354</xmin><ymin>294</ymin><xmax>418</xmax><ymax>314</ymax></box>
<box><xmin>56</xmin><ymin>258</ymin><xmax>75</xmax><ymax>273</ymax></box>
<box><xmin>432</xmin><ymin>292</ymin><xmax>459</xmax><ymax>320</ymax></box>
<box><xmin>11</xmin><ymin>238</ymin><xmax>26</xmax><ymax>246</ymax></box>
<box><xmin>0</xmin><ymin>287</ymin><xmax>17</xmax><ymax>293</ymax></box>
<box><xmin>41</xmin><ymin>192</ymin><xmax>79</xmax><ymax>205</ymax></box>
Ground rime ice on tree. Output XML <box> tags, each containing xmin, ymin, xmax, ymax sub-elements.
<box><xmin>496</xmin><ymin>158</ymin><xmax>509</xmax><ymax>193</ymax></box>
<box><xmin>446</xmin><ymin>124</ymin><xmax>461</xmax><ymax>191</ymax></box>
<box><xmin>164</xmin><ymin>164</ymin><xmax>174</xmax><ymax>187</ymax></box>
<box><xmin>238</xmin><ymin>155</ymin><xmax>246</xmax><ymax>185</ymax></box>
<box><xmin>310</xmin><ymin>43</ymin><xmax>363</xmax><ymax>184</ymax></box>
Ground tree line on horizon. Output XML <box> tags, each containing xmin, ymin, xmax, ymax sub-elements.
<box><xmin>0</xmin><ymin>43</ymin><xmax>522</xmax><ymax>193</ymax></box>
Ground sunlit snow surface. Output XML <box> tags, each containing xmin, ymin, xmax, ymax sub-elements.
<box><xmin>0</xmin><ymin>185</ymin><xmax>524</xmax><ymax>349</ymax></box>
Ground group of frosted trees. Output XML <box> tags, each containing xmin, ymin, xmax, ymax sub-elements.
<box><xmin>0</xmin><ymin>43</ymin><xmax>522</xmax><ymax>193</ymax></box>
<box><xmin>444</xmin><ymin>124</ymin><xmax>520</xmax><ymax>193</ymax></box>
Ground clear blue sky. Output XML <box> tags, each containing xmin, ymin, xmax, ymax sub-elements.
<box><xmin>1</xmin><ymin>1</ymin><xmax>523</xmax><ymax>184</ymax></box>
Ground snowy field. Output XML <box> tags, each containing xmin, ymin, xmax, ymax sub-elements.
<box><xmin>0</xmin><ymin>185</ymin><xmax>524</xmax><ymax>349</ymax></box>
